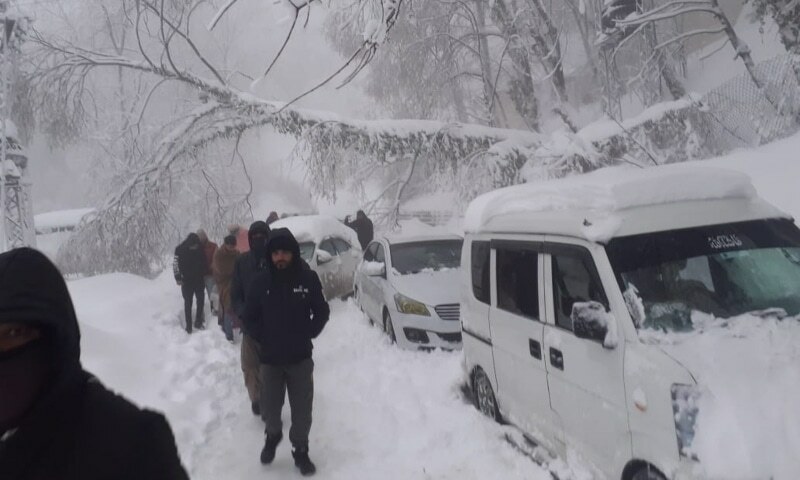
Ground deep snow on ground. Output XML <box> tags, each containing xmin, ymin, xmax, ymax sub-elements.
<box><xmin>70</xmin><ymin>271</ymin><xmax>552</xmax><ymax>479</ymax></box>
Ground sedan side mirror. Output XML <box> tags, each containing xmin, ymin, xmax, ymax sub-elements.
<box><xmin>317</xmin><ymin>250</ymin><xmax>333</xmax><ymax>265</ymax></box>
<box><xmin>571</xmin><ymin>301</ymin><xmax>617</xmax><ymax>349</ymax></box>
<box><xmin>363</xmin><ymin>261</ymin><xmax>386</xmax><ymax>278</ymax></box>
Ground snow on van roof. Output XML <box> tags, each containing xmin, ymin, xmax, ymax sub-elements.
<box><xmin>270</xmin><ymin>214</ymin><xmax>361</xmax><ymax>250</ymax></box>
<box><xmin>465</xmin><ymin>164</ymin><xmax>762</xmax><ymax>238</ymax></box>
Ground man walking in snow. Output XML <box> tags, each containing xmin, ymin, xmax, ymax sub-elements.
<box><xmin>243</xmin><ymin>228</ymin><xmax>330</xmax><ymax>476</ymax></box>
<box><xmin>0</xmin><ymin>248</ymin><xmax>189</xmax><ymax>480</ymax></box>
<box><xmin>173</xmin><ymin>232</ymin><xmax>208</xmax><ymax>333</ymax></box>
<box><xmin>345</xmin><ymin>210</ymin><xmax>374</xmax><ymax>250</ymax></box>
<box><xmin>213</xmin><ymin>235</ymin><xmax>240</xmax><ymax>342</ymax></box>
<box><xmin>197</xmin><ymin>229</ymin><xmax>219</xmax><ymax>315</ymax></box>
<box><xmin>231</xmin><ymin>221</ymin><xmax>271</xmax><ymax>415</ymax></box>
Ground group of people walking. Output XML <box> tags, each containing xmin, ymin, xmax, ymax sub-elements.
<box><xmin>0</xmin><ymin>209</ymin><xmax>372</xmax><ymax>478</ymax></box>
<box><xmin>173</xmin><ymin>214</ymin><xmax>331</xmax><ymax>476</ymax></box>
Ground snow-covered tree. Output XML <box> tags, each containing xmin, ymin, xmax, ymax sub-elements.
<box><xmin>748</xmin><ymin>0</ymin><xmax>800</xmax><ymax>83</ymax></box>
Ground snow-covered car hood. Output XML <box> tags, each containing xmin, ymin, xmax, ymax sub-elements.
<box><xmin>389</xmin><ymin>268</ymin><xmax>461</xmax><ymax>307</ymax></box>
<box><xmin>640</xmin><ymin>312</ymin><xmax>800</xmax><ymax>479</ymax></box>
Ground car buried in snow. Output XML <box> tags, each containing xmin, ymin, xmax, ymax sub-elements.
<box><xmin>461</xmin><ymin>164</ymin><xmax>800</xmax><ymax>480</ymax></box>
<box><xmin>354</xmin><ymin>234</ymin><xmax>464</xmax><ymax>351</ymax></box>
<box><xmin>269</xmin><ymin>215</ymin><xmax>362</xmax><ymax>300</ymax></box>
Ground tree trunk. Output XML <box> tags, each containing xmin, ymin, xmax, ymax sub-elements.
<box><xmin>492</xmin><ymin>0</ymin><xmax>540</xmax><ymax>131</ymax></box>
<box><xmin>474</xmin><ymin>1</ymin><xmax>499</xmax><ymax>126</ymax></box>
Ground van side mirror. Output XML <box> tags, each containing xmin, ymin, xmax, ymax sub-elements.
<box><xmin>316</xmin><ymin>250</ymin><xmax>333</xmax><ymax>265</ymax></box>
<box><xmin>571</xmin><ymin>301</ymin><xmax>617</xmax><ymax>349</ymax></box>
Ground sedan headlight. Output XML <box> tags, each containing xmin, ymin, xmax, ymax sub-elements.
<box><xmin>671</xmin><ymin>384</ymin><xmax>700</xmax><ymax>458</ymax></box>
<box><xmin>394</xmin><ymin>293</ymin><xmax>430</xmax><ymax>316</ymax></box>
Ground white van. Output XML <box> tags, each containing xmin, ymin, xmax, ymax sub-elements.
<box><xmin>461</xmin><ymin>164</ymin><xmax>800</xmax><ymax>480</ymax></box>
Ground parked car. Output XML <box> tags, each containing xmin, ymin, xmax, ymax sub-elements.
<box><xmin>461</xmin><ymin>164</ymin><xmax>800</xmax><ymax>480</ymax></box>
<box><xmin>270</xmin><ymin>215</ymin><xmax>362</xmax><ymax>300</ymax></box>
<box><xmin>355</xmin><ymin>234</ymin><xmax>464</xmax><ymax>350</ymax></box>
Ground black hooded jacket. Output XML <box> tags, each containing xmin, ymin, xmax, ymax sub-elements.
<box><xmin>231</xmin><ymin>221</ymin><xmax>271</xmax><ymax>320</ymax></box>
<box><xmin>0</xmin><ymin>248</ymin><xmax>188</xmax><ymax>480</ymax></box>
<box><xmin>242</xmin><ymin>228</ymin><xmax>330</xmax><ymax>365</ymax></box>
<box><xmin>173</xmin><ymin>232</ymin><xmax>207</xmax><ymax>286</ymax></box>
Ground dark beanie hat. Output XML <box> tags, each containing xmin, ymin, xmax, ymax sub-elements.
<box><xmin>223</xmin><ymin>235</ymin><xmax>236</xmax><ymax>246</ymax></box>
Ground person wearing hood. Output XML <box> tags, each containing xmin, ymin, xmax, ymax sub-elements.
<box><xmin>173</xmin><ymin>232</ymin><xmax>208</xmax><ymax>333</ymax></box>
<box><xmin>243</xmin><ymin>228</ymin><xmax>330</xmax><ymax>476</ymax></box>
<box><xmin>213</xmin><ymin>234</ymin><xmax>240</xmax><ymax>342</ymax></box>
<box><xmin>197</xmin><ymin>229</ymin><xmax>219</xmax><ymax>316</ymax></box>
<box><xmin>231</xmin><ymin>220</ymin><xmax>271</xmax><ymax>415</ymax></box>
<box><xmin>0</xmin><ymin>248</ymin><xmax>189</xmax><ymax>480</ymax></box>
<box><xmin>345</xmin><ymin>210</ymin><xmax>374</xmax><ymax>250</ymax></box>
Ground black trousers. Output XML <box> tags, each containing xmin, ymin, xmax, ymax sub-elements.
<box><xmin>260</xmin><ymin>358</ymin><xmax>314</xmax><ymax>447</ymax></box>
<box><xmin>181</xmin><ymin>282</ymin><xmax>205</xmax><ymax>331</ymax></box>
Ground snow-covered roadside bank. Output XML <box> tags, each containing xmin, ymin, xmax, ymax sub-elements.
<box><xmin>69</xmin><ymin>271</ymin><xmax>552</xmax><ymax>479</ymax></box>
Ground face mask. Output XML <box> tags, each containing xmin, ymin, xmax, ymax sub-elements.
<box><xmin>0</xmin><ymin>338</ymin><xmax>51</xmax><ymax>433</ymax></box>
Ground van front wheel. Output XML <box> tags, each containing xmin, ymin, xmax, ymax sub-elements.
<box><xmin>631</xmin><ymin>466</ymin><xmax>666</xmax><ymax>480</ymax></box>
<box><xmin>473</xmin><ymin>368</ymin><xmax>500</xmax><ymax>422</ymax></box>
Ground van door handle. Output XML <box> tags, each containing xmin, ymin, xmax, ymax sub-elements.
<box><xmin>549</xmin><ymin>348</ymin><xmax>564</xmax><ymax>370</ymax></box>
<box><xmin>529</xmin><ymin>339</ymin><xmax>542</xmax><ymax>360</ymax></box>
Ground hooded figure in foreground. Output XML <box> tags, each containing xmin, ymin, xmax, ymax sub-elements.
<box><xmin>243</xmin><ymin>227</ymin><xmax>330</xmax><ymax>476</ymax></box>
<box><xmin>0</xmin><ymin>248</ymin><xmax>188</xmax><ymax>480</ymax></box>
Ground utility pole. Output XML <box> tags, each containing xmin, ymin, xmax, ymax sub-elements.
<box><xmin>0</xmin><ymin>0</ymin><xmax>10</xmax><ymax>252</ymax></box>
<box><xmin>0</xmin><ymin>1</ymin><xmax>32</xmax><ymax>252</ymax></box>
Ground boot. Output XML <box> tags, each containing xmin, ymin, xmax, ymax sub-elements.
<box><xmin>260</xmin><ymin>432</ymin><xmax>283</xmax><ymax>464</ymax></box>
<box><xmin>292</xmin><ymin>446</ymin><xmax>316</xmax><ymax>476</ymax></box>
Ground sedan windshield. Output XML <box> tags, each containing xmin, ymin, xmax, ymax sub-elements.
<box><xmin>390</xmin><ymin>240</ymin><xmax>463</xmax><ymax>275</ymax></box>
<box><xmin>606</xmin><ymin>219</ymin><xmax>800</xmax><ymax>332</ymax></box>
<box><xmin>298</xmin><ymin>242</ymin><xmax>315</xmax><ymax>262</ymax></box>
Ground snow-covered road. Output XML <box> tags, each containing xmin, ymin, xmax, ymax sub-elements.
<box><xmin>69</xmin><ymin>271</ymin><xmax>554</xmax><ymax>479</ymax></box>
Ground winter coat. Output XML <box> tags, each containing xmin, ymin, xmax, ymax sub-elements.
<box><xmin>346</xmin><ymin>216</ymin><xmax>374</xmax><ymax>250</ymax></box>
<box><xmin>213</xmin><ymin>243</ymin><xmax>239</xmax><ymax>311</ymax></box>
<box><xmin>243</xmin><ymin>228</ymin><xmax>330</xmax><ymax>365</ymax></box>
<box><xmin>202</xmin><ymin>240</ymin><xmax>218</xmax><ymax>276</ymax></box>
<box><xmin>0</xmin><ymin>248</ymin><xmax>188</xmax><ymax>480</ymax></box>
<box><xmin>230</xmin><ymin>221</ymin><xmax>271</xmax><ymax>319</ymax></box>
<box><xmin>173</xmin><ymin>234</ymin><xmax>207</xmax><ymax>286</ymax></box>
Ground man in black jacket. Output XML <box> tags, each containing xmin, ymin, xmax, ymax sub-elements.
<box><xmin>345</xmin><ymin>210</ymin><xmax>374</xmax><ymax>250</ymax></box>
<box><xmin>0</xmin><ymin>248</ymin><xmax>188</xmax><ymax>480</ymax></box>
<box><xmin>231</xmin><ymin>220</ymin><xmax>270</xmax><ymax>415</ymax></box>
<box><xmin>243</xmin><ymin>228</ymin><xmax>330</xmax><ymax>476</ymax></box>
<box><xmin>173</xmin><ymin>232</ymin><xmax>208</xmax><ymax>333</ymax></box>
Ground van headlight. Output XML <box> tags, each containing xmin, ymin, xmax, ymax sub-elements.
<box><xmin>394</xmin><ymin>293</ymin><xmax>430</xmax><ymax>316</ymax></box>
<box><xmin>671</xmin><ymin>384</ymin><xmax>700</xmax><ymax>458</ymax></box>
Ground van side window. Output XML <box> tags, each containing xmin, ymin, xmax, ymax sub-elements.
<box><xmin>471</xmin><ymin>241</ymin><xmax>490</xmax><ymax>304</ymax></box>
<box><xmin>496</xmin><ymin>248</ymin><xmax>539</xmax><ymax>320</ymax></box>
<box><xmin>552</xmin><ymin>251</ymin><xmax>607</xmax><ymax>331</ymax></box>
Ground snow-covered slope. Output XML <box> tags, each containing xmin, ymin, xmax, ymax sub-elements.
<box><xmin>70</xmin><ymin>271</ymin><xmax>556</xmax><ymax>479</ymax></box>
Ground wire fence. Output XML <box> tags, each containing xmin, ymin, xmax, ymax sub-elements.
<box><xmin>702</xmin><ymin>54</ymin><xmax>800</xmax><ymax>148</ymax></box>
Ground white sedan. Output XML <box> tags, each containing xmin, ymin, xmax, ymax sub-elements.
<box><xmin>354</xmin><ymin>234</ymin><xmax>464</xmax><ymax>350</ymax></box>
<box><xmin>270</xmin><ymin>215</ymin><xmax>362</xmax><ymax>300</ymax></box>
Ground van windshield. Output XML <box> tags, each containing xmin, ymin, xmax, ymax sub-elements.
<box><xmin>606</xmin><ymin>219</ymin><xmax>800</xmax><ymax>332</ymax></box>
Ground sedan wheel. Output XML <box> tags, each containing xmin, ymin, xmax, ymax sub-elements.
<box><xmin>383</xmin><ymin>310</ymin><xmax>397</xmax><ymax>344</ymax></box>
<box><xmin>473</xmin><ymin>369</ymin><xmax>500</xmax><ymax>422</ymax></box>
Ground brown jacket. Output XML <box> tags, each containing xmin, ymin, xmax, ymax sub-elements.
<box><xmin>212</xmin><ymin>244</ymin><xmax>239</xmax><ymax>311</ymax></box>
